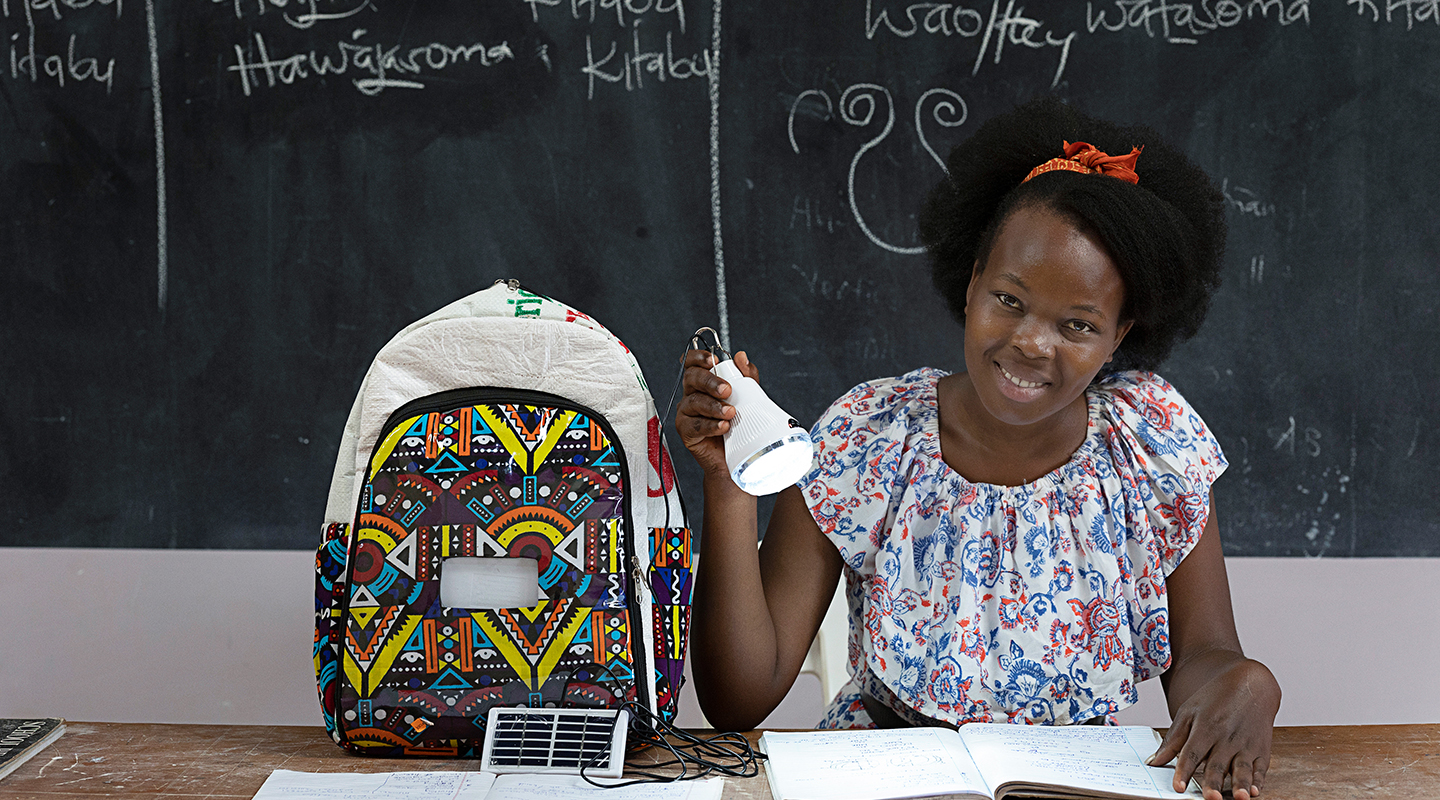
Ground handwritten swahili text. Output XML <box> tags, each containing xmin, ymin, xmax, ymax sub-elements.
<box><xmin>863</xmin><ymin>0</ymin><xmax>1077</xmax><ymax>88</ymax></box>
<box><xmin>209</xmin><ymin>0</ymin><xmax>375</xmax><ymax>30</ymax></box>
<box><xmin>227</xmin><ymin>28</ymin><xmax>515</xmax><ymax>96</ymax></box>
<box><xmin>1086</xmin><ymin>0</ymin><xmax>1310</xmax><ymax>44</ymax></box>
<box><xmin>523</xmin><ymin>0</ymin><xmax>709</xmax><ymax>100</ymax></box>
<box><xmin>581</xmin><ymin>27</ymin><xmax>710</xmax><ymax>99</ymax></box>
<box><xmin>1348</xmin><ymin>0</ymin><xmax>1438</xmax><ymax>27</ymax></box>
<box><xmin>522</xmin><ymin>0</ymin><xmax>687</xmax><ymax>34</ymax></box>
<box><xmin>2</xmin><ymin>0</ymin><xmax>123</xmax><ymax>23</ymax></box>
<box><xmin>3</xmin><ymin>0</ymin><xmax>118</xmax><ymax>91</ymax></box>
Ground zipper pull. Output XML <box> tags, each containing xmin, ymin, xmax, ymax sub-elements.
<box><xmin>630</xmin><ymin>555</ymin><xmax>649</xmax><ymax>601</ymax></box>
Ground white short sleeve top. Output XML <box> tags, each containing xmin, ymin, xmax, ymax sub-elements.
<box><xmin>799</xmin><ymin>368</ymin><xmax>1226</xmax><ymax>727</ymax></box>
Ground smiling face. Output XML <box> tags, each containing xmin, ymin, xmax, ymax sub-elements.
<box><xmin>962</xmin><ymin>204</ymin><xmax>1133</xmax><ymax>429</ymax></box>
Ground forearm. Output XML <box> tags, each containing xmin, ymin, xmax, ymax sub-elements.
<box><xmin>689</xmin><ymin>473</ymin><xmax>791</xmax><ymax>729</ymax></box>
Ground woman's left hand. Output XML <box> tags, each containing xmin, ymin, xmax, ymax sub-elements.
<box><xmin>1149</xmin><ymin>654</ymin><xmax>1281</xmax><ymax>800</ymax></box>
<box><xmin>1157</xmin><ymin>499</ymin><xmax>1282</xmax><ymax>800</ymax></box>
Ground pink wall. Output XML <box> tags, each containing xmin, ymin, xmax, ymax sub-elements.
<box><xmin>3</xmin><ymin>549</ymin><xmax>1435</xmax><ymax>727</ymax></box>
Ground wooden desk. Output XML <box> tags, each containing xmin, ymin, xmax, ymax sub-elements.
<box><xmin>0</xmin><ymin>723</ymin><xmax>1435</xmax><ymax>800</ymax></box>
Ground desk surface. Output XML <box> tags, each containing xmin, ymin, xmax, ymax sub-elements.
<box><xmin>0</xmin><ymin>723</ymin><xmax>1435</xmax><ymax>800</ymax></box>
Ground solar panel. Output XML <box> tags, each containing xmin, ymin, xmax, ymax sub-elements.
<box><xmin>479</xmin><ymin>707</ymin><xmax>629</xmax><ymax>778</ymax></box>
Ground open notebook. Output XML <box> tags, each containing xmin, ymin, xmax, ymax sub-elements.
<box><xmin>759</xmin><ymin>725</ymin><xmax>1202</xmax><ymax>800</ymax></box>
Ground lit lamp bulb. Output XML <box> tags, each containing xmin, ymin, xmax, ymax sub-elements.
<box><xmin>711</xmin><ymin>357</ymin><xmax>815</xmax><ymax>495</ymax></box>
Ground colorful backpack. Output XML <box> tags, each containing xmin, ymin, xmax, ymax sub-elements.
<box><xmin>314</xmin><ymin>280</ymin><xmax>693</xmax><ymax>756</ymax></box>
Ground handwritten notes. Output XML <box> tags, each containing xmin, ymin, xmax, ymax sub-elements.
<box><xmin>761</xmin><ymin>726</ymin><xmax>1202</xmax><ymax>800</ymax></box>
<box><xmin>761</xmin><ymin>729</ymin><xmax>988</xmax><ymax>800</ymax></box>
<box><xmin>959</xmin><ymin>724</ymin><xmax>1195</xmax><ymax>799</ymax></box>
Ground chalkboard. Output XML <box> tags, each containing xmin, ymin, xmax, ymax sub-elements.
<box><xmin>2</xmin><ymin>0</ymin><xmax>1437</xmax><ymax>556</ymax></box>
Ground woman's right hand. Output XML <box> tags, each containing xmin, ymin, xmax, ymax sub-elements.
<box><xmin>677</xmin><ymin>348</ymin><xmax>842</xmax><ymax>730</ymax></box>
<box><xmin>674</xmin><ymin>348</ymin><xmax>760</xmax><ymax>479</ymax></box>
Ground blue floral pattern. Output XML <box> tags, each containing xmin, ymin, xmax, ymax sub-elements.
<box><xmin>800</xmin><ymin>369</ymin><xmax>1225</xmax><ymax>729</ymax></box>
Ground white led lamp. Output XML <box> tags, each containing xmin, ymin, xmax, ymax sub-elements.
<box><xmin>696</xmin><ymin>330</ymin><xmax>815</xmax><ymax>496</ymax></box>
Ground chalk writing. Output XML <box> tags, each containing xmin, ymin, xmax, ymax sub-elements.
<box><xmin>788</xmin><ymin>84</ymin><xmax>967</xmax><ymax>254</ymax></box>
<box><xmin>1270</xmin><ymin>415</ymin><xmax>1321</xmax><ymax>457</ymax></box>
<box><xmin>522</xmin><ymin>0</ymin><xmax>687</xmax><ymax>34</ymax></box>
<box><xmin>3</xmin><ymin>0</ymin><xmax>119</xmax><ymax>92</ymax></box>
<box><xmin>8</xmin><ymin>30</ymin><xmax>114</xmax><ymax>89</ymax></box>
<box><xmin>790</xmin><ymin>265</ymin><xmax>887</xmax><ymax>306</ymax></box>
<box><xmin>790</xmin><ymin>197</ymin><xmax>848</xmax><ymax>234</ymax></box>
<box><xmin>1249</xmin><ymin>255</ymin><xmax>1264</xmax><ymax>284</ymax></box>
<box><xmin>1086</xmin><ymin>0</ymin><xmax>1309</xmax><ymax>44</ymax></box>
<box><xmin>521</xmin><ymin>0</ymin><xmax>709</xmax><ymax>100</ymax></box>
<box><xmin>1348</xmin><ymin>0</ymin><xmax>1439</xmax><ymax>27</ymax></box>
<box><xmin>2</xmin><ymin>0</ymin><xmax>122</xmax><ymax>23</ymax></box>
<box><xmin>1223</xmin><ymin>178</ymin><xmax>1277</xmax><ymax>217</ymax></box>
<box><xmin>865</xmin><ymin>0</ymin><xmax>1076</xmax><ymax>88</ymax></box>
<box><xmin>208</xmin><ymin>0</ymin><xmax>376</xmax><ymax>30</ymax></box>
<box><xmin>226</xmin><ymin>29</ymin><xmax>516</xmax><ymax>96</ymax></box>
<box><xmin>581</xmin><ymin>27</ymin><xmax>711</xmax><ymax>99</ymax></box>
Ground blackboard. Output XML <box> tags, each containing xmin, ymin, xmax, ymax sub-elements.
<box><xmin>2</xmin><ymin>0</ymin><xmax>1437</xmax><ymax>556</ymax></box>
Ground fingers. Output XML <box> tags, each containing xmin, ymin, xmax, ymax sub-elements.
<box><xmin>1148</xmin><ymin>716</ymin><xmax>1189</xmax><ymax>776</ymax></box>
<box><xmin>1252</xmin><ymin>754</ymin><xmax>1269</xmax><ymax>795</ymax></box>
<box><xmin>734</xmin><ymin>350</ymin><xmax>760</xmax><ymax>380</ymax></box>
<box><xmin>1157</xmin><ymin>717</ymin><xmax>1210</xmax><ymax>796</ymax></box>
<box><xmin>1163</xmin><ymin>726</ymin><xmax>1268</xmax><ymax>800</ymax></box>
<box><xmin>1228</xmin><ymin>755</ymin><xmax>1256</xmax><ymax>800</ymax></box>
<box><xmin>681</xmin><ymin>349</ymin><xmax>731</xmax><ymax>398</ymax></box>
<box><xmin>677</xmin><ymin>349</ymin><xmax>736</xmax><ymax>444</ymax></box>
<box><xmin>1200</xmin><ymin>753</ymin><xmax>1231</xmax><ymax>800</ymax></box>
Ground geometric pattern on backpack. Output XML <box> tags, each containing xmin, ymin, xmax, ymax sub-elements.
<box><xmin>321</xmin><ymin>400</ymin><xmax>638</xmax><ymax>755</ymax></box>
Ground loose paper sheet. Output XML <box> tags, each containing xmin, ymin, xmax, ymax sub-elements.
<box><xmin>761</xmin><ymin>729</ymin><xmax>988</xmax><ymax>800</ymax></box>
<box><xmin>487</xmin><ymin>773</ymin><xmax>723</xmax><ymax>800</ymax></box>
<box><xmin>252</xmin><ymin>770</ymin><xmax>723</xmax><ymax>800</ymax></box>
<box><xmin>252</xmin><ymin>770</ymin><xmax>495</xmax><ymax>800</ymax></box>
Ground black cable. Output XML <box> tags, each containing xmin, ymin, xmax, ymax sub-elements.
<box><xmin>573</xmin><ymin>661</ymin><xmax>766</xmax><ymax>789</ymax></box>
<box><xmin>571</xmin><ymin>327</ymin><xmax>758</xmax><ymax>789</ymax></box>
<box><xmin>578</xmin><ymin>698</ymin><xmax>766</xmax><ymax>789</ymax></box>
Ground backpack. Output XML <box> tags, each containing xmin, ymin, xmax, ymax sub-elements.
<box><xmin>313</xmin><ymin>280</ymin><xmax>692</xmax><ymax>756</ymax></box>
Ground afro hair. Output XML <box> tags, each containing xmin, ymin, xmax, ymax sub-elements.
<box><xmin>918</xmin><ymin>96</ymin><xmax>1226</xmax><ymax>373</ymax></box>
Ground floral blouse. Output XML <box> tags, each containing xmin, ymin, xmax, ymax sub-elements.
<box><xmin>798</xmin><ymin>368</ymin><xmax>1226</xmax><ymax>728</ymax></box>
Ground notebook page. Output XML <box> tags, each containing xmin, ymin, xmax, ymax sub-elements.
<box><xmin>760</xmin><ymin>729</ymin><xmax>990</xmax><ymax>800</ymax></box>
<box><xmin>957</xmin><ymin>725</ymin><xmax>1199</xmax><ymax>799</ymax></box>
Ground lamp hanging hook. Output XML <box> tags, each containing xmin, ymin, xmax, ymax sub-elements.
<box><xmin>691</xmin><ymin>326</ymin><xmax>731</xmax><ymax>363</ymax></box>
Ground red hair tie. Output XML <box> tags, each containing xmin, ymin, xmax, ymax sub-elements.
<box><xmin>1023</xmin><ymin>140</ymin><xmax>1143</xmax><ymax>185</ymax></box>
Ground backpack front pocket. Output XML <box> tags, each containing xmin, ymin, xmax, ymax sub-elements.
<box><xmin>334</xmin><ymin>389</ymin><xmax>644</xmax><ymax>756</ymax></box>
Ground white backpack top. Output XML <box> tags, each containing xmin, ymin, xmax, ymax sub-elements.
<box><xmin>323</xmin><ymin>279</ymin><xmax>684</xmax><ymax>545</ymax></box>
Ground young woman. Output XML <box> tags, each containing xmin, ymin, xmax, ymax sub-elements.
<box><xmin>675</xmin><ymin>97</ymin><xmax>1281</xmax><ymax>800</ymax></box>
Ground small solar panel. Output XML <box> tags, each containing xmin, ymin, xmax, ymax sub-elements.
<box><xmin>479</xmin><ymin>707</ymin><xmax>629</xmax><ymax>778</ymax></box>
